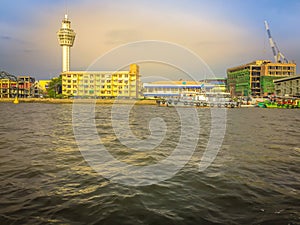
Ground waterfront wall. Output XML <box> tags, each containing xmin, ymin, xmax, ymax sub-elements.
<box><xmin>0</xmin><ymin>98</ymin><xmax>157</xmax><ymax>105</ymax></box>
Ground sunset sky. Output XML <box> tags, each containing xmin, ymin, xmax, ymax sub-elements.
<box><xmin>1</xmin><ymin>0</ymin><xmax>300</xmax><ymax>80</ymax></box>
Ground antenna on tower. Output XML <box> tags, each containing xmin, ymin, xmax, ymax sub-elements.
<box><xmin>64</xmin><ymin>0</ymin><xmax>68</xmax><ymax>17</ymax></box>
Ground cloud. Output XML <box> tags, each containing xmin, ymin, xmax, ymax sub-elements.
<box><xmin>0</xmin><ymin>0</ymin><xmax>299</xmax><ymax>79</ymax></box>
<box><xmin>0</xmin><ymin>35</ymin><xmax>12</xmax><ymax>40</ymax></box>
<box><xmin>105</xmin><ymin>29</ymin><xmax>143</xmax><ymax>45</ymax></box>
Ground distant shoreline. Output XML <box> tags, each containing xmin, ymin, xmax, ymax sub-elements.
<box><xmin>0</xmin><ymin>98</ymin><xmax>158</xmax><ymax>105</ymax></box>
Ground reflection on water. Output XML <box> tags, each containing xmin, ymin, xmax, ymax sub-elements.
<box><xmin>0</xmin><ymin>103</ymin><xmax>299</xmax><ymax>224</ymax></box>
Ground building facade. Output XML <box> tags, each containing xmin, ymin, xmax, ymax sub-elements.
<box><xmin>17</xmin><ymin>76</ymin><xmax>35</xmax><ymax>98</ymax></box>
<box><xmin>31</xmin><ymin>80</ymin><xmax>51</xmax><ymax>97</ymax></box>
<box><xmin>142</xmin><ymin>78</ymin><xmax>227</xmax><ymax>98</ymax></box>
<box><xmin>274</xmin><ymin>75</ymin><xmax>300</xmax><ymax>97</ymax></box>
<box><xmin>61</xmin><ymin>64</ymin><xmax>141</xmax><ymax>98</ymax></box>
<box><xmin>38</xmin><ymin>80</ymin><xmax>51</xmax><ymax>93</ymax></box>
<box><xmin>0</xmin><ymin>71</ymin><xmax>17</xmax><ymax>98</ymax></box>
<box><xmin>200</xmin><ymin>78</ymin><xmax>227</xmax><ymax>93</ymax></box>
<box><xmin>227</xmin><ymin>60</ymin><xmax>296</xmax><ymax>97</ymax></box>
<box><xmin>0</xmin><ymin>78</ymin><xmax>17</xmax><ymax>98</ymax></box>
<box><xmin>0</xmin><ymin>72</ymin><xmax>35</xmax><ymax>98</ymax></box>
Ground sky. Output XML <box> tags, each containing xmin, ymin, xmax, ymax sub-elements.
<box><xmin>0</xmin><ymin>0</ymin><xmax>300</xmax><ymax>81</ymax></box>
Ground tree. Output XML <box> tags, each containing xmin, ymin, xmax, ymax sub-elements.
<box><xmin>48</xmin><ymin>75</ymin><xmax>62</xmax><ymax>98</ymax></box>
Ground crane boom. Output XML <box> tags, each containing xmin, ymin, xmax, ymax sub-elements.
<box><xmin>264</xmin><ymin>20</ymin><xmax>288</xmax><ymax>63</ymax></box>
<box><xmin>274</xmin><ymin>42</ymin><xmax>288</xmax><ymax>63</ymax></box>
<box><xmin>264</xmin><ymin>21</ymin><xmax>277</xmax><ymax>62</ymax></box>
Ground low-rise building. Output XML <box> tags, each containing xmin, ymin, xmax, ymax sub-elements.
<box><xmin>38</xmin><ymin>80</ymin><xmax>51</xmax><ymax>92</ymax></box>
<box><xmin>1</xmin><ymin>72</ymin><xmax>35</xmax><ymax>98</ymax></box>
<box><xmin>274</xmin><ymin>75</ymin><xmax>300</xmax><ymax>97</ymax></box>
<box><xmin>200</xmin><ymin>78</ymin><xmax>227</xmax><ymax>93</ymax></box>
<box><xmin>17</xmin><ymin>76</ymin><xmax>35</xmax><ymax>98</ymax></box>
<box><xmin>143</xmin><ymin>80</ymin><xmax>203</xmax><ymax>98</ymax></box>
<box><xmin>0</xmin><ymin>78</ymin><xmax>17</xmax><ymax>98</ymax></box>
<box><xmin>142</xmin><ymin>78</ymin><xmax>227</xmax><ymax>98</ymax></box>
<box><xmin>227</xmin><ymin>60</ymin><xmax>296</xmax><ymax>97</ymax></box>
<box><xmin>61</xmin><ymin>64</ymin><xmax>141</xmax><ymax>98</ymax></box>
<box><xmin>32</xmin><ymin>80</ymin><xmax>51</xmax><ymax>97</ymax></box>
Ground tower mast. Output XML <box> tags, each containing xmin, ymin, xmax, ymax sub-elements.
<box><xmin>57</xmin><ymin>14</ymin><xmax>76</xmax><ymax>72</ymax></box>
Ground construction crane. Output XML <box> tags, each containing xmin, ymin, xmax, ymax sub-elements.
<box><xmin>264</xmin><ymin>20</ymin><xmax>288</xmax><ymax>63</ymax></box>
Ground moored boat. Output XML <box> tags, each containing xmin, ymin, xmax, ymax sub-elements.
<box><xmin>258</xmin><ymin>97</ymin><xmax>300</xmax><ymax>109</ymax></box>
<box><xmin>157</xmin><ymin>92</ymin><xmax>240</xmax><ymax>108</ymax></box>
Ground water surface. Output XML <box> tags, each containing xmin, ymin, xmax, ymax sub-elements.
<box><xmin>0</xmin><ymin>103</ymin><xmax>299</xmax><ymax>224</ymax></box>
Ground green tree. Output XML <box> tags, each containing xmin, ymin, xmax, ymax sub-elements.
<box><xmin>48</xmin><ymin>75</ymin><xmax>62</xmax><ymax>98</ymax></box>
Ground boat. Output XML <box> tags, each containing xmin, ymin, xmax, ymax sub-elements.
<box><xmin>257</xmin><ymin>97</ymin><xmax>300</xmax><ymax>109</ymax></box>
<box><xmin>156</xmin><ymin>92</ymin><xmax>240</xmax><ymax>108</ymax></box>
<box><xmin>265</xmin><ymin>102</ymin><xmax>277</xmax><ymax>108</ymax></box>
<box><xmin>257</xmin><ymin>101</ymin><xmax>267</xmax><ymax>108</ymax></box>
<box><xmin>276</xmin><ymin>98</ymin><xmax>299</xmax><ymax>109</ymax></box>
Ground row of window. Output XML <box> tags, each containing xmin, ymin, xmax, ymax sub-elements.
<box><xmin>65</xmin><ymin>90</ymin><xmax>135</xmax><ymax>95</ymax></box>
<box><xmin>268</xmin><ymin>66</ymin><xmax>294</xmax><ymax>70</ymax></box>
<box><xmin>65</xmin><ymin>74</ymin><xmax>130</xmax><ymax>78</ymax></box>
<box><xmin>268</xmin><ymin>71</ymin><xmax>294</xmax><ymax>75</ymax></box>
<box><xmin>276</xmin><ymin>87</ymin><xmax>300</xmax><ymax>95</ymax></box>
<box><xmin>63</xmin><ymin>79</ymin><xmax>135</xmax><ymax>84</ymax></box>
<box><xmin>276</xmin><ymin>80</ymin><xmax>300</xmax><ymax>86</ymax></box>
<box><xmin>64</xmin><ymin>84</ymin><xmax>135</xmax><ymax>89</ymax></box>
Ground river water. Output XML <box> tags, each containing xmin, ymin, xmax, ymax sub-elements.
<box><xmin>0</xmin><ymin>102</ymin><xmax>299</xmax><ymax>224</ymax></box>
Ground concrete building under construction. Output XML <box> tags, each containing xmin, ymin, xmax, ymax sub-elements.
<box><xmin>227</xmin><ymin>60</ymin><xmax>296</xmax><ymax>97</ymax></box>
<box><xmin>227</xmin><ymin>21</ymin><xmax>297</xmax><ymax>97</ymax></box>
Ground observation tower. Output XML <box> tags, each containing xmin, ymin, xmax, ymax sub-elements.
<box><xmin>57</xmin><ymin>14</ymin><xmax>76</xmax><ymax>72</ymax></box>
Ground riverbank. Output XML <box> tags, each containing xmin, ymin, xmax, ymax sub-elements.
<box><xmin>0</xmin><ymin>98</ymin><xmax>158</xmax><ymax>105</ymax></box>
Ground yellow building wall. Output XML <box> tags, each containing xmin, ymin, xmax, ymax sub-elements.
<box><xmin>61</xmin><ymin>64</ymin><xmax>140</xmax><ymax>98</ymax></box>
<box><xmin>261</xmin><ymin>62</ymin><xmax>296</xmax><ymax>76</ymax></box>
<box><xmin>38</xmin><ymin>80</ymin><xmax>51</xmax><ymax>92</ymax></box>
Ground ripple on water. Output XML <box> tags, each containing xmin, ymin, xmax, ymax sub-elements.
<box><xmin>0</xmin><ymin>104</ymin><xmax>299</xmax><ymax>224</ymax></box>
